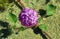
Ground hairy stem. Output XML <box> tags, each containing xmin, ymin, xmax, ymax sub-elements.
<box><xmin>17</xmin><ymin>0</ymin><xmax>25</xmax><ymax>9</ymax></box>
<box><xmin>43</xmin><ymin>32</ymin><xmax>52</xmax><ymax>39</ymax></box>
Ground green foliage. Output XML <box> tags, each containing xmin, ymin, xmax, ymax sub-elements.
<box><xmin>39</xmin><ymin>24</ymin><xmax>46</xmax><ymax>31</ymax></box>
<box><xmin>0</xmin><ymin>0</ymin><xmax>8</xmax><ymax>4</ymax></box>
<box><xmin>36</xmin><ymin>0</ymin><xmax>39</xmax><ymax>2</ymax></box>
<box><xmin>8</xmin><ymin>13</ymin><xmax>18</xmax><ymax>23</ymax></box>
<box><xmin>12</xmin><ymin>25</ymin><xmax>16</xmax><ymax>30</ymax></box>
<box><xmin>38</xmin><ymin>17</ymin><xmax>42</xmax><ymax>23</ymax></box>
<box><xmin>46</xmin><ymin>4</ymin><xmax>56</xmax><ymax>16</ymax></box>
<box><xmin>19</xmin><ymin>27</ymin><xmax>26</xmax><ymax>31</ymax></box>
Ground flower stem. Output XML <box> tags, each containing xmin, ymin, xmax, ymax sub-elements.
<box><xmin>43</xmin><ymin>32</ymin><xmax>52</xmax><ymax>39</ymax></box>
<box><xmin>17</xmin><ymin>0</ymin><xmax>25</xmax><ymax>9</ymax></box>
<box><xmin>34</xmin><ymin>23</ymin><xmax>52</xmax><ymax>39</ymax></box>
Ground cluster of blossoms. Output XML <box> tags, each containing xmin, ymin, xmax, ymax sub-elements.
<box><xmin>17</xmin><ymin>0</ymin><xmax>51</xmax><ymax>39</ymax></box>
<box><xmin>19</xmin><ymin>8</ymin><xmax>38</xmax><ymax>28</ymax></box>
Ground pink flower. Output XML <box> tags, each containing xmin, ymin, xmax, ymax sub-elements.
<box><xmin>19</xmin><ymin>8</ymin><xmax>38</xmax><ymax>28</ymax></box>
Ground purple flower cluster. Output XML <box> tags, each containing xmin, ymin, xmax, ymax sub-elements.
<box><xmin>19</xmin><ymin>8</ymin><xmax>38</xmax><ymax>28</ymax></box>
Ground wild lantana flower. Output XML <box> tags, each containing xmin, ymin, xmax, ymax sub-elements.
<box><xmin>19</xmin><ymin>8</ymin><xmax>38</xmax><ymax>28</ymax></box>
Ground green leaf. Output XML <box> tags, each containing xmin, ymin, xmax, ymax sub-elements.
<box><xmin>19</xmin><ymin>27</ymin><xmax>26</xmax><ymax>31</ymax></box>
<box><xmin>39</xmin><ymin>24</ymin><xmax>46</xmax><ymax>31</ymax></box>
<box><xmin>38</xmin><ymin>17</ymin><xmax>41</xmax><ymax>23</ymax></box>
<box><xmin>12</xmin><ymin>25</ymin><xmax>16</xmax><ymax>29</ymax></box>
<box><xmin>46</xmin><ymin>4</ymin><xmax>56</xmax><ymax>16</ymax></box>
<box><xmin>8</xmin><ymin>13</ymin><xmax>17</xmax><ymax>23</ymax></box>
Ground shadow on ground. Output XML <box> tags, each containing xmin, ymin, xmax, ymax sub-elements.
<box><xmin>32</xmin><ymin>27</ymin><xmax>47</xmax><ymax>39</ymax></box>
<box><xmin>0</xmin><ymin>21</ymin><xmax>12</xmax><ymax>39</ymax></box>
